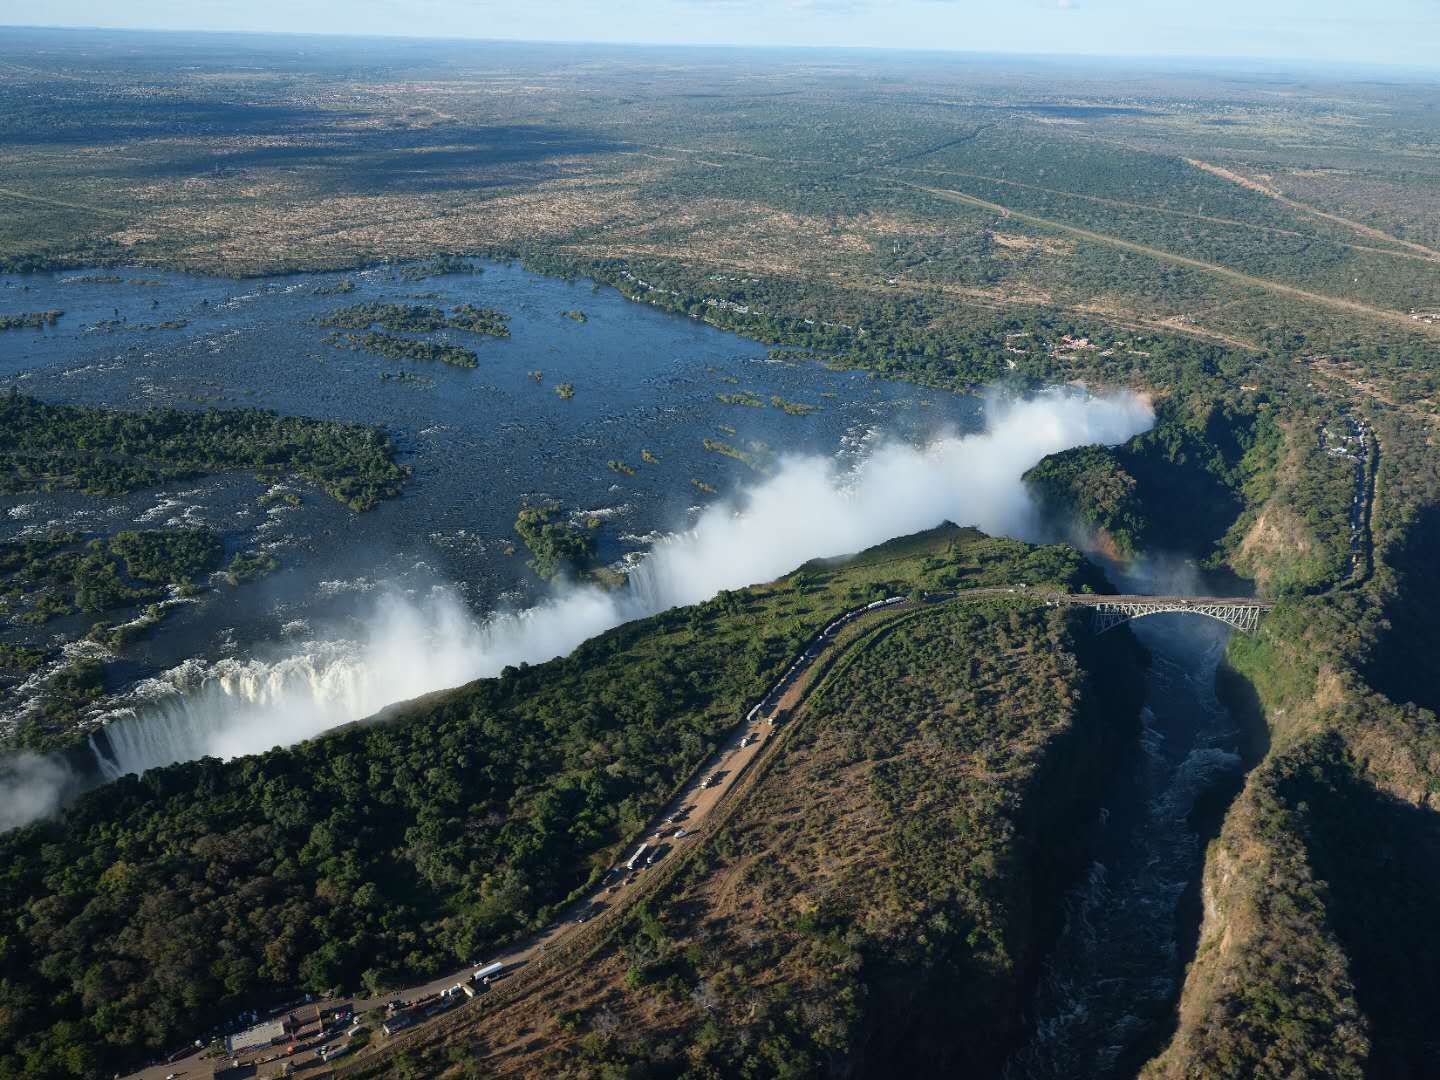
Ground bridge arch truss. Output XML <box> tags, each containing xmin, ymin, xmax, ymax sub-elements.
<box><xmin>1088</xmin><ymin>600</ymin><xmax>1266</xmax><ymax>635</ymax></box>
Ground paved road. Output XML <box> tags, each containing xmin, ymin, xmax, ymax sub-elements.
<box><xmin>124</xmin><ymin>585</ymin><xmax>1269</xmax><ymax>1079</ymax></box>
<box><xmin>125</xmin><ymin>593</ymin><xmax>938</xmax><ymax>1080</ymax></box>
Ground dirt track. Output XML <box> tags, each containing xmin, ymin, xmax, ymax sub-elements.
<box><xmin>1186</xmin><ymin>159</ymin><xmax>1440</xmax><ymax>263</ymax></box>
<box><xmin>889</xmin><ymin>163</ymin><xmax>1440</xmax><ymax>266</ymax></box>
<box><xmin>907</xmin><ymin>181</ymin><xmax>1440</xmax><ymax>339</ymax></box>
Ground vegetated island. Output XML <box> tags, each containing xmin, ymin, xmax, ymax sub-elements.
<box><xmin>321</xmin><ymin>301</ymin><xmax>510</xmax><ymax>339</ymax></box>
<box><xmin>0</xmin><ymin>526</ymin><xmax>280</xmax><ymax>750</ymax></box>
<box><xmin>447</xmin><ymin>303</ymin><xmax>511</xmax><ymax>336</ymax></box>
<box><xmin>322</xmin><ymin>302</ymin><xmax>511</xmax><ymax>369</ymax></box>
<box><xmin>0</xmin><ymin>391</ymin><xmax>408</xmax><ymax>511</ymax></box>
<box><xmin>322</xmin><ymin>302</ymin><xmax>450</xmax><ymax>332</ymax></box>
<box><xmin>770</xmin><ymin>394</ymin><xmax>821</xmax><ymax>415</ymax></box>
<box><xmin>348</xmin><ymin>332</ymin><xmax>479</xmax><ymax>369</ymax></box>
<box><xmin>703</xmin><ymin>436</ymin><xmax>774</xmax><ymax>474</ymax></box>
<box><xmin>0</xmin><ymin>310</ymin><xmax>63</xmax><ymax>330</ymax></box>
<box><xmin>397</xmin><ymin>254</ymin><xmax>480</xmax><ymax>280</ymax></box>
<box><xmin>2</xmin><ymin>527</ymin><xmax>218</xmax><ymax>633</ymax></box>
<box><xmin>513</xmin><ymin>501</ymin><xmax>623</xmax><ymax>588</ymax></box>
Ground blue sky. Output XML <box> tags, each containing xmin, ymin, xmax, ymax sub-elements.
<box><xmin>6</xmin><ymin>0</ymin><xmax>1440</xmax><ymax>68</ymax></box>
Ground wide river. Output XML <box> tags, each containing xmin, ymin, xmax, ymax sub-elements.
<box><xmin>1</xmin><ymin>260</ymin><xmax>978</xmax><ymax>633</ymax></box>
<box><xmin>1</xmin><ymin>260</ymin><xmax>1014</xmax><ymax>788</ymax></box>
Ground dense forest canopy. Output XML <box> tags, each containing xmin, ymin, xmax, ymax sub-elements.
<box><xmin>0</xmin><ymin>527</ymin><xmax>1100</xmax><ymax>1078</ymax></box>
<box><xmin>0</xmin><ymin>393</ymin><xmax>407</xmax><ymax>511</ymax></box>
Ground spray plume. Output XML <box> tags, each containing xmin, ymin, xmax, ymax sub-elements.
<box><xmin>2</xmin><ymin>389</ymin><xmax>1153</xmax><ymax>828</ymax></box>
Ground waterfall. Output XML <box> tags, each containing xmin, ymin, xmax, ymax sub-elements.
<box><xmin>2</xmin><ymin>388</ymin><xmax>1156</xmax><ymax>827</ymax></box>
<box><xmin>90</xmin><ymin>647</ymin><xmax>372</xmax><ymax>777</ymax></box>
<box><xmin>86</xmin><ymin>586</ymin><xmax>634</xmax><ymax>778</ymax></box>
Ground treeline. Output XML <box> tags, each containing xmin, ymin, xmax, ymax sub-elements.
<box><xmin>0</xmin><ymin>392</ymin><xmax>408</xmax><ymax>511</ymax></box>
<box><xmin>512</xmin><ymin>248</ymin><xmax>1261</xmax><ymax>397</ymax></box>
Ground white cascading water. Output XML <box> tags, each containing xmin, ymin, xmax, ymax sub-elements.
<box><xmin>45</xmin><ymin>389</ymin><xmax>1156</xmax><ymax>807</ymax></box>
<box><xmin>90</xmin><ymin>586</ymin><xmax>629</xmax><ymax>777</ymax></box>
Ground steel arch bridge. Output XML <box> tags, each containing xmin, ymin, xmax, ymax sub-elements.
<box><xmin>1059</xmin><ymin>595</ymin><xmax>1275</xmax><ymax>634</ymax></box>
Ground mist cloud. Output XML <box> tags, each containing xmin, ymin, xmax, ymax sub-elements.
<box><xmin>3</xmin><ymin>388</ymin><xmax>1153</xmax><ymax>829</ymax></box>
<box><xmin>0</xmin><ymin>752</ymin><xmax>78</xmax><ymax>832</ymax></box>
<box><xmin>630</xmin><ymin>389</ymin><xmax>1151</xmax><ymax>606</ymax></box>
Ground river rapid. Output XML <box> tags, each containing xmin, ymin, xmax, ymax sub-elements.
<box><xmin>1008</xmin><ymin>554</ymin><xmax>1259</xmax><ymax>1078</ymax></box>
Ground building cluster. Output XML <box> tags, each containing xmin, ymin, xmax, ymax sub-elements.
<box><xmin>215</xmin><ymin>1003</ymin><xmax>355</xmax><ymax>1077</ymax></box>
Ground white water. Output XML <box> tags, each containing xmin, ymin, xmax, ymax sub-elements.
<box><xmin>13</xmin><ymin>389</ymin><xmax>1154</xmax><ymax>820</ymax></box>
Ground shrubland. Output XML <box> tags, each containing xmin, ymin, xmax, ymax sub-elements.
<box><xmin>346</xmin><ymin>591</ymin><xmax>1144</xmax><ymax>1078</ymax></box>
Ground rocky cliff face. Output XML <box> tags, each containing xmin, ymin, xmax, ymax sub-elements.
<box><xmin>1146</xmin><ymin>406</ymin><xmax>1440</xmax><ymax>1079</ymax></box>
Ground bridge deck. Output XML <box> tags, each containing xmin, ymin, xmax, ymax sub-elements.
<box><xmin>1043</xmin><ymin>593</ymin><xmax>1273</xmax><ymax>633</ymax></box>
<box><xmin>1058</xmin><ymin>594</ymin><xmax>1273</xmax><ymax>609</ymax></box>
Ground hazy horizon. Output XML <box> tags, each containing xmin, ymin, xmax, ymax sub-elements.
<box><xmin>3</xmin><ymin>0</ymin><xmax>1439</xmax><ymax>71</ymax></box>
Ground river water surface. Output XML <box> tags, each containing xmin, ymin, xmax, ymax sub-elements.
<box><xmin>1008</xmin><ymin>557</ymin><xmax>1256</xmax><ymax>1077</ymax></box>
<box><xmin>6</xmin><ymin>261</ymin><xmax>1169</xmax><ymax>820</ymax></box>
<box><xmin>0</xmin><ymin>261</ymin><xmax>1003</xmax><ymax>803</ymax></box>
